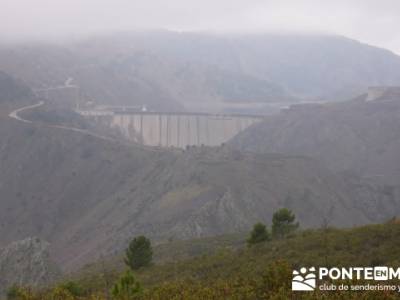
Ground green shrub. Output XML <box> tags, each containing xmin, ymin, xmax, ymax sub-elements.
<box><xmin>247</xmin><ymin>222</ymin><xmax>271</xmax><ymax>246</ymax></box>
<box><xmin>111</xmin><ymin>270</ymin><xmax>142</xmax><ymax>300</ymax></box>
<box><xmin>124</xmin><ymin>236</ymin><xmax>153</xmax><ymax>270</ymax></box>
<box><xmin>272</xmin><ymin>208</ymin><xmax>299</xmax><ymax>239</ymax></box>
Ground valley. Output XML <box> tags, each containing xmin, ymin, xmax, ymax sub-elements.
<box><xmin>1</xmin><ymin>72</ymin><xmax>400</xmax><ymax>274</ymax></box>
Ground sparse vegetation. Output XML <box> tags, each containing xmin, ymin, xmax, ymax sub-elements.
<box><xmin>57</xmin><ymin>281</ymin><xmax>85</xmax><ymax>297</ymax></box>
<box><xmin>247</xmin><ymin>208</ymin><xmax>299</xmax><ymax>247</ymax></box>
<box><xmin>5</xmin><ymin>222</ymin><xmax>400</xmax><ymax>299</ymax></box>
<box><xmin>6</xmin><ymin>285</ymin><xmax>22</xmax><ymax>300</ymax></box>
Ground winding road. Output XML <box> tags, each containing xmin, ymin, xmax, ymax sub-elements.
<box><xmin>9</xmin><ymin>100</ymin><xmax>116</xmax><ymax>142</ymax></box>
<box><xmin>7</xmin><ymin>100</ymin><xmax>166</xmax><ymax>153</ymax></box>
<box><xmin>8</xmin><ymin>101</ymin><xmax>45</xmax><ymax>123</ymax></box>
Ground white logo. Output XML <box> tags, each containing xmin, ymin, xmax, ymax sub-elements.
<box><xmin>374</xmin><ymin>267</ymin><xmax>389</xmax><ymax>280</ymax></box>
<box><xmin>291</xmin><ymin>266</ymin><xmax>400</xmax><ymax>292</ymax></box>
<box><xmin>292</xmin><ymin>267</ymin><xmax>316</xmax><ymax>291</ymax></box>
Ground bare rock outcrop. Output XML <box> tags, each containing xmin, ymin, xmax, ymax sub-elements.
<box><xmin>0</xmin><ymin>237</ymin><xmax>61</xmax><ymax>295</ymax></box>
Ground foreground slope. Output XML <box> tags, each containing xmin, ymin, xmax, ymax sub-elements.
<box><xmin>23</xmin><ymin>222</ymin><xmax>400</xmax><ymax>299</ymax></box>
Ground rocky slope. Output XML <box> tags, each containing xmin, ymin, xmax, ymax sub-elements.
<box><xmin>0</xmin><ymin>237</ymin><xmax>61</xmax><ymax>296</ymax></box>
<box><xmin>230</xmin><ymin>88</ymin><xmax>400</xmax><ymax>185</ymax></box>
<box><xmin>1</xmin><ymin>115</ymin><xmax>399</xmax><ymax>271</ymax></box>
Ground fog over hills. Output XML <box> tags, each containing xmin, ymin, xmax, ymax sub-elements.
<box><xmin>1</xmin><ymin>32</ymin><xmax>400</xmax><ymax>113</ymax></box>
<box><xmin>106</xmin><ymin>32</ymin><xmax>400</xmax><ymax>100</ymax></box>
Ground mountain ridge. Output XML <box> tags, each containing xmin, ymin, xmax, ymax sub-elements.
<box><xmin>1</xmin><ymin>32</ymin><xmax>400</xmax><ymax>113</ymax></box>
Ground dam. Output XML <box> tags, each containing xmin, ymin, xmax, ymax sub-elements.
<box><xmin>80</xmin><ymin>110</ymin><xmax>264</xmax><ymax>148</ymax></box>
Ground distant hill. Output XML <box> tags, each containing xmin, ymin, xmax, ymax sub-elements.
<box><xmin>230</xmin><ymin>88</ymin><xmax>400</xmax><ymax>185</ymax></box>
<box><xmin>106</xmin><ymin>32</ymin><xmax>400</xmax><ymax>101</ymax></box>
<box><xmin>1</xmin><ymin>32</ymin><xmax>400</xmax><ymax>112</ymax></box>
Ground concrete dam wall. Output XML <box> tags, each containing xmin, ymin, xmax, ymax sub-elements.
<box><xmin>82</xmin><ymin>112</ymin><xmax>263</xmax><ymax>148</ymax></box>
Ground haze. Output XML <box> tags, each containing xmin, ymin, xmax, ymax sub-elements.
<box><xmin>0</xmin><ymin>0</ymin><xmax>399</xmax><ymax>54</ymax></box>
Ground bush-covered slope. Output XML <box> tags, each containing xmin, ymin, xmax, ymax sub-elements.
<box><xmin>17</xmin><ymin>222</ymin><xmax>400</xmax><ymax>299</ymax></box>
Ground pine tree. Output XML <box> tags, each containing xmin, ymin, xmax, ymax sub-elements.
<box><xmin>112</xmin><ymin>270</ymin><xmax>142</xmax><ymax>300</ymax></box>
<box><xmin>247</xmin><ymin>222</ymin><xmax>271</xmax><ymax>246</ymax></box>
<box><xmin>271</xmin><ymin>208</ymin><xmax>299</xmax><ymax>239</ymax></box>
<box><xmin>124</xmin><ymin>236</ymin><xmax>153</xmax><ymax>270</ymax></box>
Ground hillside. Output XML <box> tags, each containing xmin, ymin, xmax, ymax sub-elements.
<box><xmin>0</xmin><ymin>71</ymin><xmax>33</xmax><ymax>114</ymax></box>
<box><xmin>1</xmin><ymin>116</ymin><xmax>399</xmax><ymax>272</ymax></box>
<box><xmin>231</xmin><ymin>89</ymin><xmax>400</xmax><ymax>185</ymax></box>
<box><xmin>1</xmin><ymin>33</ymin><xmax>400</xmax><ymax>113</ymax></box>
<box><xmin>14</xmin><ymin>222</ymin><xmax>400</xmax><ymax>299</ymax></box>
<box><xmin>1</xmin><ymin>74</ymin><xmax>399</xmax><ymax>273</ymax></box>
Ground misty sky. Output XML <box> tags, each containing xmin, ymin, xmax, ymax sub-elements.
<box><xmin>1</xmin><ymin>0</ymin><xmax>400</xmax><ymax>54</ymax></box>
